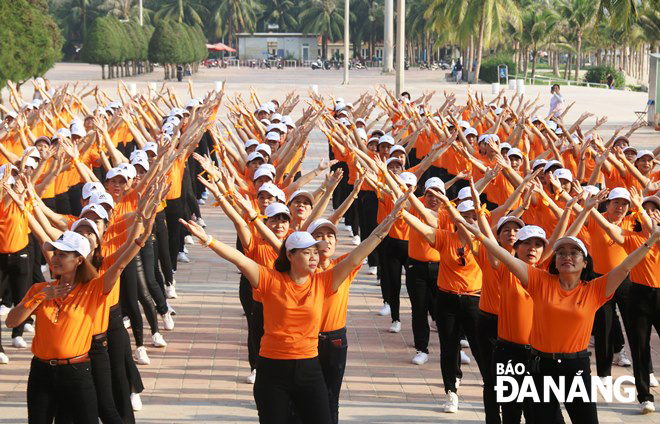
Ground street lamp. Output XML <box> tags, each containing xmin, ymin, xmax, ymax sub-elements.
<box><xmin>395</xmin><ymin>0</ymin><xmax>405</xmax><ymax>94</ymax></box>
<box><xmin>343</xmin><ymin>0</ymin><xmax>349</xmax><ymax>85</ymax></box>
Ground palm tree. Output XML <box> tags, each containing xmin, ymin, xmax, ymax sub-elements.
<box><xmin>353</xmin><ymin>0</ymin><xmax>384</xmax><ymax>61</ymax></box>
<box><xmin>520</xmin><ymin>4</ymin><xmax>560</xmax><ymax>78</ymax></box>
<box><xmin>209</xmin><ymin>0</ymin><xmax>261</xmax><ymax>48</ymax></box>
<box><xmin>99</xmin><ymin>0</ymin><xmax>153</xmax><ymax>24</ymax></box>
<box><xmin>153</xmin><ymin>0</ymin><xmax>208</xmax><ymax>26</ymax></box>
<box><xmin>258</xmin><ymin>0</ymin><xmax>298</xmax><ymax>32</ymax></box>
<box><xmin>557</xmin><ymin>0</ymin><xmax>597</xmax><ymax>81</ymax></box>
<box><xmin>299</xmin><ymin>0</ymin><xmax>345</xmax><ymax>59</ymax></box>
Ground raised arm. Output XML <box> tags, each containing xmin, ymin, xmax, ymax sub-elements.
<box><xmin>606</xmin><ymin>225</ymin><xmax>660</xmax><ymax>297</ymax></box>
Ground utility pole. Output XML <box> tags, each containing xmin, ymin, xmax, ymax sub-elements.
<box><xmin>383</xmin><ymin>0</ymin><xmax>394</xmax><ymax>73</ymax></box>
<box><xmin>343</xmin><ymin>0</ymin><xmax>349</xmax><ymax>85</ymax></box>
<box><xmin>139</xmin><ymin>0</ymin><xmax>143</xmax><ymax>26</ymax></box>
<box><xmin>395</xmin><ymin>0</ymin><xmax>405</xmax><ymax>95</ymax></box>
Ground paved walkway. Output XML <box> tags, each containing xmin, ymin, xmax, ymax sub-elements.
<box><xmin>0</xmin><ymin>63</ymin><xmax>659</xmax><ymax>422</ymax></box>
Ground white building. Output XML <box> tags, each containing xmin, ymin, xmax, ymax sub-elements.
<box><xmin>237</xmin><ymin>33</ymin><xmax>319</xmax><ymax>62</ymax></box>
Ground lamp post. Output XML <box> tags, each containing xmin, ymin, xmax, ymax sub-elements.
<box><xmin>395</xmin><ymin>0</ymin><xmax>405</xmax><ymax>94</ymax></box>
<box><xmin>383</xmin><ymin>0</ymin><xmax>394</xmax><ymax>73</ymax></box>
<box><xmin>342</xmin><ymin>0</ymin><xmax>349</xmax><ymax>85</ymax></box>
<box><xmin>139</xmin><ymin>0</ymin><xmax>143</xmax><ymax>26</ymax></box>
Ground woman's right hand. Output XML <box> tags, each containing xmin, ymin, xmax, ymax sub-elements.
<box><xmin>179</xmin><ymin>219</ymin><xmax>209</xmax><ymax>243</ymax></box>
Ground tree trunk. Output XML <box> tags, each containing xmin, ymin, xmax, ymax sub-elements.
<box><xmin>530</xmin><ymin>47</ymin><xmax>538</xmax><ymax>80</ymax></box>
<box><xmin>164</xmin><ymin>64</ymin><xmax>168</xmax><ymax>80</ymax></box>
<box><xmin>563</xmin><ymin>54</ymin><xmax>570</xmax><ymax>80</ymax></box>
<box><xmin>472</xmin><ymin>7</ymin><xmax>486</xmax><ymax>83</ymax></box>
<box><xmin>574</xmin><ymin>33</ymin><xmax>581</xmax><ymax>81</ymax></box>
<box><xmin>101</xmin><ymin>64</ymin><xmax>105</xmax><ymax>79</ymax></box>
<box><xmin>552</xmin><ymin>51</ymin><xmax>560</xmax><ymax>77</ymax></box>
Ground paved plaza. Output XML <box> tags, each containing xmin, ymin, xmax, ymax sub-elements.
<box><xmin>0</xmin><ymin>63</ymin><xmax>659</xmax><ymax>423</ymax></box>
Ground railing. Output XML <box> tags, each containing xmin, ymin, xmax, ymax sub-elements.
<box><xmin>510</xmin><ymin>73</ymin><xmax>609</xmax><ymax>89</ymax></box>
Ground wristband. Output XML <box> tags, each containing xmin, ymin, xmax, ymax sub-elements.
<box><xmin>204</xmin><ymin>236</ymin><xmax>215</xmax><ymax>247</ymax></box>
<box><xmin>249</xmin><ymin>214</ymin><xmax>259</xmax><ymax>222</ymax></box>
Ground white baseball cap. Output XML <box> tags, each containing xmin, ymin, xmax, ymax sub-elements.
<box><xmin>257</xmin><ymin>182</ymin><xmax>281</xmax><ymax>198</ymax></box>
<box><xmin>367</xmin><ymin>136</ymin><xmax>379</xmax><ymax>145</ymax></box>
<box><xmin>553</xmin><ymin>168</ymin><xmax>573</xmax><ymax>182</ymax></box>
<box><xmin>338</xmin><ymin>117</ymin><xmax>351</xmax><ymax>126</ymax></box>
<box><xmin>389</xmin><ymin>145</ymin><xmax>406</xmax><ymax>156</ymax></box>
<box><xmin>52</xmin><ymin>128</ymin><xmax>71</xmax><ymax>141</ymax></box>
<box><xmin>457</xmin><ymin>186</ymin><xmax>472</xmax><ymax>200</ymax></box>
<box><xmin>507</xmin><ymin>148</ymin><xmax>523</xmax><ymax>158</ymax></box>
<box><xmin>247</xmin><ymin>152</ymin><xmax>265</xmax><ymax>163</ymax></box>
<box><xmin>256</xmin><ymin>144</ymin><xmax>272</xmax><ymax>157</ymax></box>
<box><xmin>131</xmin><ymin>156</ymin><xmax>150</xmax><ymax>172</ymax></box>
<box><xmin>335</xmin><ymin>102</ymin><xmax>346</xmax><ymax>111</ymax></box>
<box><xmin>106</xmin><ymin>167</ymin><xmax>128</xmax><ymax>181</ymax></box>
<box><xmin>265</xmin><ymin>132</ymin><xmax>280</xmax><ymax>142</ymax></box>
<box><xmin>143</xmin><ymin>142</ymin><xmax>158</xmax><ymax>156</ymax></box>
<box><xmin>385</xmin><ymin>157</ymin><xmax>403</xmax><ymax>167</ymax></box>
<box><xmin>24</xmin><ymin>157</ymin><xmax>38</xmax><ymax>169</ymax></box>
<box><xmin>424</xmin><ymin>177</ymin><xmax>446</xmax><ymax>195</ymax></box>
<box><xmin>399</xmin><ymin>172</ymin><xmax>417</xmax><ymax>187</ymax></box>
<box><xmin>497</xmin><ymin>216</ymin><xmax>525</xmax><ymax>232</ymax></box>
<box><xmin>71</xmin><ymin>218</ymin><xmax>100</xmax><ymax>239</ymax></box>
<box><xmin>378</xmin><ymin>135</ymin><xmax>395</xmax><ymax>145</ymax></box>
<box><xmin>583</xmin><ymin>185</ymin><xmax>600</xmax><ymax>196</ymax></box>
<box><xmin>289</xmin><ymin>190</ymin><xmax>314</xmax><ymax>206</ymax></box>
<box><xmin>543</xmin><ymin>160</ymin><xmax>562</xmax><ymax>173</ymax></box>
<box><xmin>532</xmin><ymin>159</ymin><xmax>547</xmax><ymax>170</ymax></box>
<box><xmin>80</xmin><ymin>203</ymin><xmax>109</xmax><ymax>221</ymax></box>
<box><xmin>88</xmin><ymin>192</ymin><xmax>115</xmax><ymax>210</ymax></box>
<box><xmin>82</xmin><ymin>182</ymin><xmax>104</xmax><ymax>200</ymax></box>
<box><xmin>284</xmin><ymin>231</ymin><xmax>327</xmax><ymax>252</ymax></box>
<box><xmin>546</xmin><ymin>121</ymin><xmax>558</xmax><ymax>131</ymax></box>
<box><xmin>553</xmin><ymin>236</ymin><xmax>588</xmax><ymax>257</ymax></box>
<box><xmin>70</xmin><ymin>123</ymin><xmax>86</xmax><ymax>138</ymax></box>
<box><xmin>607</xmin><ymin>187</ymin><xmax>631</xmax><ymax>202</ymax></box>
<box><xmin>457</xmin><ymin>200</ymin><xmax>476</xmax><ymax>213</ymax></box>
<box><xmin>636</xmin><ymin>150</ymin><xmax>654</xmax><ymax>161</ymax></box>
<box><xmin>253</xmin><ymin>166</ymin><xmax>274</xmax><ymax>181</ymax></box>
<box><xmin>283</xmin><ymin>116</ymin><xmax>296</xmax><ymax>128</ymax></box>
<box><xmin>129</xmin><ymin>149</ymin><xmax>148</xmax><ymax>163</ymax></box>
<box><xmin>44</xmin><ymin>231</ymin><xmax>91</xmax><ymax>258</ymax></box>
<box><xmin>117</xmin><ymin>163</ymin><xmax>137</xmax><ymax>179</ymax></box>
<box><xmin>500</xmin><ymin>142</ymin><xmax>512</xmax><ymax>151</ymax></box>
<box><xmin>22</xmin><ymin>147</ymin><xmax>41</xmax><ymax>160</ymax></box>
<box><xmin>478</xmin><ymin>134</ymin><xmax>500</xmax><ymax>144</ymax></box>
<box><xmin>260</xmin><ymin>119</ymin><xmax>271</xmax><ymax>126</ymax></box>
<box><xmin>515</xmin><ymin>225</ymin><xmax>548</xmax><ymax>245</ymax></box>
<box><xmin>308</xmin><ymin>218</ymin><xmax>337</xmax><ymax>235</ymax></box>
<box><xmin>642</xmin><ymin>196</ymin><xmax>660</xmax><ymax>209</ymax></box>
<box><xmin>245</xmin><ymin>139</ymin><xmax>259</xmax><ymax>149</ymax></box>
<box><xmin>271</xmin><ymin>113</ymin><xmax>283</xmax><ymax>123</ymax></box>
<box><xmin>464</xmin><ymin>127</ymin><xmax>478</xmax><ymax>137</ymax></box>
<box><xmin>264</xmin><ymin>203</ymin><xmax>291</xmax><ymax>219</ymax></box>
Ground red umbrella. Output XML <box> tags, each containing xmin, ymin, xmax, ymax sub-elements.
<box><xmin>206</xmin><ymin>43</ymin><xmax>236</xmax><ymax>53</ymax></box>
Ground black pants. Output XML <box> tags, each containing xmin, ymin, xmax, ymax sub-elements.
<box><xmin>239</xmin><ymin>276</ymin><xmax>258</xmax><ymax>370</ymax></box>
<box><xmin>0</xmin><ymin>246</ymin><xmax>30</xmax><ymax>338</ymax></box>
<box><xmin>107</xmin><ymin>306</ymin><xmax>139</xmax><ymax>423</ymax></box>
<box><xmin>318</xmin><ymin>327</ymin><xmax>348</xmax><ymax>424</ymax></box>
<box><xmin>154</xmin><ymin>211</ymin><xmax>174</xmax><ymax>286</ymax></box>
<box><xmin>120</xmin><ymin>258</ymin><xmax>143</xmax><ymax>347</ymax></box>
<box><xmin>89</xmin><ymin>336</ymin><xmax>123</xmax><ymax>424</ymax></box>
<box><xmin>344</xmin><ymin>184</ymin><xmax>359</xmax><ymax>236</ymax></box>
<box><xmin>27</xmin><ymin>233</ymin><xmax>46</xmax><ymax>284</ymax></box>
<box><xmin>436</xmin><ymin>290</ymin><xmax>484</xmax><ymax>393</ymax></box>
<box><xmin>54</xmin><ymin>191</ymin><xmax>72</xmax><ymax>215</ymax></box>
<box><xmin>250</xmin><ymin>301</ymin><xmax>265</xmax><ymax>366</ymax></box>
<box><xmin>594</xmin><ymin>277</ymin><xmax>632</xmax><ymax>377</ymax></box>
<box><xmin>378</xmin><ymin>237</ymin><xmax>408</xmax><ymax>322</ymax></box>
<box><xmin>135</xmin><ymin>252</ymin><xmax>160</xmax><ymax>335</ymax></box>
<box><xmin>27</xmin><ymin>358</ymin><xmax>98</xmax><ymax>424</ymax></box>
<box><xmin>140</xmin><ymin>236</ymin><xmax>168</xmax><ymax>316</ymax></box>
<box><xmin>493</xmin><ymin>340</ymin><xmax>537</xmax><ymax>424</ymax></box>
<box><xmin>165</xmin><ymin>197</ymin><xmax>184</xmax><ymax>272</ymax></box>
<box><xmin>629</xmin><ymin>283</ymin><xmax>660</xmax><ymax>403</ymax></box>
<box><xmin>254</xmin><ymin>356</ymin><xmax>332</xmax><ymax>424</ymax></box>
<box><xmin>357</xmin><ymin>191</ymin><xmax>378</xmax><ymax>267</ymax></box>
<box><xmin>182</xmin><ymin>166</ymin><xmax>201</xmax><ymax>220</ymax></box>
<box><xmin>405</xmin><ymin>259</ymin><xmax>439</xmax><ymax>353</ymax></box>
<box><xmin>331</xmin><ymin>162</ymin><xmax>349</xmax><ymax>211</ymax></box>
<box><xmin>67</xmin><ymin>182</ymin><xmax>84</xmax><ymax>217</ymax></box>
<box><xmin>531</xmin><ymin>353</ymin><xmax>596</xmax><ymax>424</ymax></box>
<box><xmin>478</xmin><ymin>311</ymin><xmax>501</xmax><ymax>424</ymax></box>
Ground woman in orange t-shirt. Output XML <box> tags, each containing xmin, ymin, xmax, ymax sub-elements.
<box><xmin>179</xmin><ymin>195</ymin><xmax>407</xmax><ymax>424</ymax></box>
<box><xmin>459</xmin><ymin>225</ymin><xmax>660</xmax><ymax>423</ymax></box>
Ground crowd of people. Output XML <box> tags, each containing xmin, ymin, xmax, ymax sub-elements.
<box><xmin>0</xmin><ymin>76</ymin><xmax>658</xmax><ymax>424</ymax></box>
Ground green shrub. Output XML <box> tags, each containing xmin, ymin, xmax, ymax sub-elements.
<box><xmin>584</xmin><ymin>65</ymin><xmax>624</xmax><ymax>88</ymax></box>
<box><xmin>479</xmin><ymin>54</ymin><xmax>517</xmax><ymax>83</ymax></box>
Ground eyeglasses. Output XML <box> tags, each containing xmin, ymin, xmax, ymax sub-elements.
<box><xmin>457</xmin><ymin>247</ymin><xmax>466</xmax><ymax>266</ymax></box>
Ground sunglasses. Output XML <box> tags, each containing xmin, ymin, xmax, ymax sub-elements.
<box><xmin>457</xmin><ymin>247</ymin><xmax>466</xmax><ymax>266</ymax></box>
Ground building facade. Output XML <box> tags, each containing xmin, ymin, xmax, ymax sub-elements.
<box><xmin>237</xmin><ymin>33</ymin><xmax>319</xmax><ymax>62</ymax></box>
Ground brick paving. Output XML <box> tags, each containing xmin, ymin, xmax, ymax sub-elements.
<box><xmin>1</xmin><ymin>64</ymin><xmax>659</xmax><ymax>422</ymax></box>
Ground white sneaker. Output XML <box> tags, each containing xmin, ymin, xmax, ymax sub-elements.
<box><xmin>0</xmin><ymin>305</ymin><xmax>10</xmax><ymax>316</ymax></box>
<box><xmin>171</xmin><ymin>278</ymin><xmax>177</xmax><ymax>286</ymax></box>
<box><xmin>196</xmin><ymin>218</ymin><xmax>206</xmax><ymax>228</ymax></box>
<box><xmin>444</xmin><ymin>391</ymin><xmax>459</xmax><ymax>413</ymax></box>
<box><xmin>167</xmin><ymin>304</ymin><xmax>177</xmax><ymax>315</ymax></box>
<box><xmin>123</xmin><ymin>317</ymin><xmax>132</xmax><ymax>329</ymax></box>
<box><xmin>165</xmin><ymin>285</ymin><xmax>178</xmax><ymax>299</ymax></box>
<box><xmin>183</xmin><ymin>246</ymin><xmax>189</xmax><ymax>254</ymax></box>
<box><xmin>151</xmin><ymin>332</ymin><xmax>167</xmax><ymax>348</ymax></box>
<box><xmin>412</xmin><ymin>351</ymin><xmax>428</xmax><ymax>365</ymax></box>
<box><xmin>131</xmin><ymin>393</ymin><xmax>143</xmax><ymax>411</ymax></box>
<box><xmin>246</xmin><ymin>369</ymin><xmax>257</xmax><ymax>384</ymax></box>
<box><xmin>367</xmin><ymin>266</ymin><xmax>377</xmax><ymax>275</ymax></box>
<box><xmin>455</xmin><ymin>378</ymin><xmax>461</xmax><ymax>388</ymax></box>
<box><xmin>641</xmin><ymin>401</ymin><xmax>656</xmax><ymax>414</ymax></box>
<box><xmin>201</xmin><ymin>191</ymin><xmax>209</xmax><ymax>200</ymax></box>
<box><xmin>162</xmin><ymin>311</ymin><xmax>175</xmax><ymax>331</ymax></box>
<box><xmin>135</xmin><ymin>346</ymin><xmax>150</xmax><ymax>365</ymax></box>
<box><xmin>197</xmin><ymin>198</ymin><xmax>206</xmax><ymax>205</ymax></box>
<box><xmin>177</xmin><ymin>252</ymin><xmax>191</xmax><ymax>263</ymax></box>
<box><xmin>12</xmin><ymin>337</ymin><xmax>27</xmax><ymax>349</ymax></box>
<box><xmin>614</xmin><ymin>349</ymin><xmax>632</xmax><ymax>367</ymax></box>
<box><xmin>460</xmin><ymin>350</ymin><xmax>471</xmax><ymax>364</ymax></box>
<box><xmin>389</xmin><ymin>320</ymin><xmax>401</xmax><ymax>333</ymax></box>
<box><xmin>184</xmin><ymin>235</ymin><xmax>194</xmax><ymax>245</ymax></box>
<box><xmin>351</xmin><ymin>235</ymin><xmax>361</xmax><ymax>246</ymax></box>
<box><xmin>378</xmin><ymin>303</ymin><xmax>391</xmax><ymax>316</ymax></box>
<box><xmin>598</xmin><ymin>376</ymin><xmax>612</xmax><ymax>385</ymax></box>
<box><xmin>460</xmin><ymin>339</ymin><xmax>469</xmax><ymax>348</ymax></box>
<box><xmin>650</xmin><ymin>374</ymin><xmax>659</xmax><ymax>387</ymax></box>
<box><xmin>23</xmin><ymin>323</ymin><xmax>35</xmax><ymax>333</ymax></box>
<box><xmin>0</xmin><ymin>352</ymin><xmax>8</xmax><ymax>364</ymax></box>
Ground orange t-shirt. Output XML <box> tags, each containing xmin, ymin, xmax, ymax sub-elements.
<box><xmin>114</xmin><ymin>190</ymin><xmax>138</xmax><ymax>219</ymax></box>
<box><xmin>255</xmin><ymin>266</ymin><xmax>334</xmax><ymax>359</ymax></box>
<box><xmin>377</xmin><ymin>195</ymin><xmax>409</xmax><ymax>240</ymax></box>
<box><xmin>475</xmin><ymin>248</ymin><xmax>501</xmax><ymax>315</ymax></box>
<box><xmin>407</xmin><ymin>203</ymin><xmax>450</xmax><ymax>262</ymax></box>
<box><xmin>92</xmin><ymin>250</ymin><xmax>121</xmax><ymax>334</ymax></box>
<box><xmin>623</xmin><ymin>233</ymin><xmax>659</xmax><ymax>288</ymax></box>
<box><xmin>166</xmin><ymin>157</ymin><xmax>187</xmax><ymax>200</ymax></box>
<box><xmin>0</xmin><ymin>201</ymin><xmax>29</xmax><ymax>253</ymax></box>
<box><xmin>497</xmin><ymin>268</ymin><xmax>534</xmax><ymax>345</ymax></box>
<box><xmin>319</xmin><ymin>253</ymin><xmax>361</xmax><ymax>332</ymax></box>
<box><xmin>432</xmin><ymin>230</ymin><xmax>482</xmax><ymax>294</ymax></box>
<box><xmin>526</xmin><ymin>266</ymin><xmax>612</xmax><ymax>353</ymax></box>
<box><xmin>577</xmin><ymin>214</ymin><xmax>633</xmax><ymax>275</ymax></box>
<box><xmin>23</xmin><ymin>277</ymin><xmax>108</xmax><ymax>359</ymax></box>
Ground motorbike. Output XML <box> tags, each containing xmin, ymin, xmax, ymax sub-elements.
<box><xmin>311</xmin><ymin>59</ymin><xmax>325</xmax><ymax>70</ymax></box>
